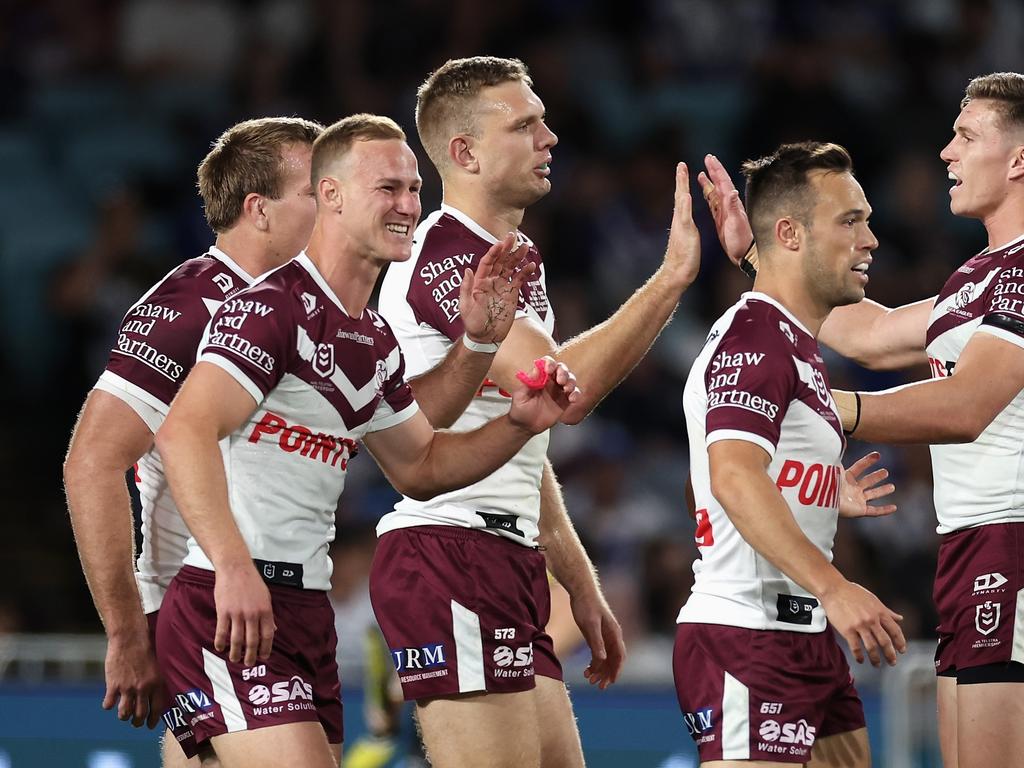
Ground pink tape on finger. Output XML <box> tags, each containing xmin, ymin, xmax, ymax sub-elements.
<box><xmin>516</xmin><ymin>358</ymin><xmax>549</xmax><ymax>390</ymax></box>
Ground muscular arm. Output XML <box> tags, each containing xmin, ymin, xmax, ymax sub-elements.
<box><xmin>64</xmin><ymin>390</ymin><xmax>164</xmax><ymax>727</ymax></box>
<box><xmin>407</xmin><ymin>340</ymin><xmax>496</xmax><ymax>428</ymax></box>
<box><xmin>364</xmin><ymin>361</ymin><xmax>577</xmax><ymax>500</ymax></box>
<box><xmin>154</xmin><ymin>362</ymin><xmax>273</xmax><ymax>666</ymax></box>
<box><xmin>848</xmin><ymin>332</ymin><xmax>1024</xmax><ymax>443</ymax></box>
<box><xmin>489</xmin><ymin>163</ymin><xmax>699</xmax><ymax>424</ymax></box>
<box><xmin>536</xmin><ymin>460</ymin><xmax>624</xmax><ymax>688</ymax></box>
<box><xmin>819</xmin><ymin>298</ymin><xmax>934</xmax><ymax>370</ymax></box>
<box><xmin>709</xmin><ymin>439</ymin><xmax>904</xmax><ymax>665</ymax></box>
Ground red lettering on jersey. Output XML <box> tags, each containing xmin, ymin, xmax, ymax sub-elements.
<box><xmin>817</xmin><ymin>465</ymin><xmax>840</xmax><ymax>508</ymax></box>
<box><xmin>476</xmin><ymin>378</ymin><xmax>513</xmax><ymax>398</ymax></box>
<box><xmin>776</xmin><ymin>460</ymin><xmax>804</xmax><ymax>490</ymax></box>
<box><xmin>694</xmin><ymin>509</ymin><xmax>714</xmax><ymax>547</ymax></box>
<box><xmin>928</xmin><ymin>356</ymin><xmax>953</xmax><ymax>378</ymax></box>
<box><xmin>248</xmin><ymin>411</ymin><xmax>358</xmax><ymax>471</ymax></box>
<box><xmin>798</xmin><ymin>464</ymin><xmax>824</xmax><ymax>504</ymax></box>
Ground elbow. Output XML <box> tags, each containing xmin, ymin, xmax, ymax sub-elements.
<box><xmin>709</xmin><ymin>462</ymin><xmax>744</xmax><ymax>513</ymax></box>
<box><xmin>948</xmin><ymin>413</ymin><xmax>988</xmax><ymax>444</ymax></box>
<box><xmin>558</xmin><ymin>396</ymin><xmax>598</xmax><ymax>426</ymax></box>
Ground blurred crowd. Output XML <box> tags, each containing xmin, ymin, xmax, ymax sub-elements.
<box><xmin>3</xmin><ymin>0</ymin><xmax>1019</xmax><ymax>654</ymax></box>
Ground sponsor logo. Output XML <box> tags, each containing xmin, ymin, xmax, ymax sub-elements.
<box><xmin>374</xmin><ymin>359</ymin><xmax>388</xmax><ymax>391</ymax></box>
<box><xmin>779</xmin><ymin>321</ymin><xmax>797</xmax><ymax>346</ymax></box>
<box><xmin>775</xmin><ymin>460</ymin><xmax>841</xmax><ymax>508</ymax></box>
<box><xmin>975</xmin><ymin>601</ymin><xmax>1001</xmax><ymax>636</ymax></box>
<box><xmin>115</xmin><ymin>335</ymin><xmax>185</xmax><ymax>381</ymax></box>
<box><xmin>758</xmin><ymin>718</ymin><xmax>816</xmax><ymax>747</ymax></box>
<box><xmin>708</xmin><ymin>350</ymin><xmax>765</xmax><ymax>390</ymax></box>
<box><xmin>391</xmin><ymin>644</ymin><xmax>447</xmax><ymax>672</ymax></box>
<box><xmin>958</xmin><ymin>264</ymin><xmax>975</xmax><ymax>274</ymax></box>
<box><xmin>992</xmin><ymin>270</ymin><xmax>1024</xmax><ymax>314</ymax></box>
<box><xmin>337</xmin><ymin>329</ymin><xmax>374</xmax><ymax>346</ymax></box>
<box><xmin>683</xmin><ymin>707</ymin><xmax>714</xmax><ymax>737</ymax></box>
<box><xmin>492</xmin><ymin>643</ymin><xmax>534</xmax><ymax>677</ymax></box>
<box><xmin>369</xmin><ymin>310</ymin><xmax>386</xmax><ymax>330</ymax></box>
<box><xmin>419</xmin><ymin>253</ymin><xmax>475</xmax><ymax>286</ymax></box>
<box><xmin>494</xmin><ymin>628</ymin><xmax>516</xmax><ymax>640</ymax></box>
<box><xmin>955</xmin><ymin>283</ymin><xmax>975</xmax><ymax>310</ymax></box>
<box><xmin>301</xmin><ymin>292</ymin><xmax>317</xmax><ymax>315</ymax></box>
<box><xmin>248</xmin><ymin>676</ymin><xmax>315</xmax><ymax>716</ymax></box>
<box><xmin>809</xmin><ymin>367</ymin><xmax>831</xmax><ymax>408</ymax></box>
<box><xmin>255</xmin><ymin>559</ymin><xmax>302</xmax><ymax>587</ymax></box>
<box><xmin>707</xmin><ymin>389</ymin><xmax>780</xmax><ymax>420</ymax></box>
<box><xmin>221</xmin><ymin>297</ymin><xmax>274</xmax><ymax>316</ymax></box>
<box><xmin>206</xmin><ymin>327</ymin><xmax>276</xmax><ymax>374</ymax></box>
<box><xmin>777</xmin><ymin>594</ymin><xmax>818</xmax><ymax>625</ymax></box>
<box><xmin>312</xmin><ymin>342</ymin><xmax>335</xmax><ymax>378</ymax></box>
<box><xmin>694</xmin><ymin>508</ymin><xmax>714</xmax><ymax>547</ymax></box>
<box><xmin>248</xmin><ymin>411</ymin><xmax>358</xmax><ymax>470</ymax></box>
<box><xmin>163</xmin><ymin>688</ymin><xmax>212</xmax><ymax>732</ymax></box>
<box><xmin>129</xmin><ymin>303</ymin><xmax>183</xmax><ymax>323</ymax></box>
<box><xmin>212</xmin><ymin>273</ymin><xmax>234</xmax><ymax>294</ymax></box>
<box><xmin>760</xmin><ymin>702</ymin><xmax>783</xmax><ymax>715</ymax></box>
<box><xmin>475</xmin><ymin>511</ymin><xmax>525</xmax><ymax>537</ymax></box>
<box><xmin>974</xmin><ymin>573</ymin><xmax>1008</xmax><ymax>593</ymax></box>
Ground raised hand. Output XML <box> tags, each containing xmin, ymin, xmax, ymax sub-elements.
<box><xmin>508</xmin><ymin>357</ymin><xmax>581</xmax><ymax>433</ymax></box>
<box><xmin>213</xmin><ymin>564</ymin><xmax>276</xmax><ymax>667</ymax></box>
<box><xmin>458</xmin><ymin>232</ymin><xmax>536</xmax><ymax>345</ymax></box>
<box><xmin>838</xmin><ymin>451</ymin><xmax>897</xmax><ymax>519</ymax></box>
<box><xmin>820</xmin><ymin>580</ymin><xmax>906</xmax><ymax>667</ymax></box>
<box><xmin>663</xmin><ymin>162</ymin><xmax>701</xmax><ymax>288</ymax></box>
<box><xmin>697</xmin><ymin>154</ymin><xmax>754</xmax><ymax>266</ymax></box>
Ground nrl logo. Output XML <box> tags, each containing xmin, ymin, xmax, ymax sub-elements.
<box><xmin>313</xmin><ymin>342</ymin><xmax>335</xmax><ymax>378</ymax></box>
<box><xmin>975</xmin><ymin>601</ymin><xmax>1000</xmax><ymax>636</ymax></box>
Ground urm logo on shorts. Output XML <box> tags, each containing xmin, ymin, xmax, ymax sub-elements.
<box><xmin>684</xmin><ymin>707</ymin><xmax>714</xmax><ymax>737</ymax></box>
<box><xmin>391</xmin><ymin>643</ymin><xmax>447</xmax><ymax>672</ymax></box>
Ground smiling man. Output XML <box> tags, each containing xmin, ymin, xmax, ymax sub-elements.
<box><xmin>701</xmin><ymin>73</ymin><xmax>1024</xmax><ymax>768</ymax></box>
<box><xmin>373</xmin><ymin>56</ymin><xmax>701</xmax><ymax>768</ymax></box>
<box><xmin>677</xmin><ymin>142</ymin><xmax>905</xmax><ymax>768</ymax></box>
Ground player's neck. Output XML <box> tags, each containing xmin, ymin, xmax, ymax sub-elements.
<box><xmin>214</xmin><ymin>231</ymin><xmax>287</xmax><ymax>279</ymax></box>
<box><xmin>752</xmin><ymin>274</ymin><xmax>827</xmax><ymax>337</ymax></box>
<box><xmin>443</xmin><ymin>187</ymin><xmax>525</xmax><ymax>239</ymax></box>
<box><xmin>982</xmin><ymin>197</ymin><xmax>1024</xmax><ymax>251</ymax></box>
<box><xmin>304</xmin><ymin>227</ymin><xmax>377</xmax><ymax>318</ymax></box>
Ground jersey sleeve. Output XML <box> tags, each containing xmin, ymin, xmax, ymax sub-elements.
<box><xmin>705</xmin><ymin>327</ymin><xmax>797</xmax><ymax>458</ymax></box>
<box><xmin>103</xmin><ymin>290</ymin><xmax>215</xmax><ymax>410</ymax></box>
<box><xmin>198</xmin><ymin>288</ymin><xmax>293</xmax><ymax>405</ymax></box>
<box><xmin>979</xmin><ymin>263</ymin><xmax>1024</xmax><ymax>349</ymax></box>
<box><xmin>366</xmin><ymin>344</ymin><xmax>419</xmax><ymax>432</ymax></box>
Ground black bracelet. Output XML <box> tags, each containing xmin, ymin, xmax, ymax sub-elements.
<box><xmin>843</xmin><ymin>392</ymin><xmax>862</xmax><ymax>437</ymax></box>
<box><xmin>739</xmin><ymin>239</ymin><xmax>757</xmax><ymax>279</ymax></box>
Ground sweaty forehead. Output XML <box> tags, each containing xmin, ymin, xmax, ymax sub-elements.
<box><xmin>476</xmin><ymin>80</ymin><xmax>544</xmax><ymax>122</ymax></box>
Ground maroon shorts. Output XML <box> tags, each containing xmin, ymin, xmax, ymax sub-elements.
<box><xmin>369</xmin><ymin>526</ymin><xmax>561</xmax><ymax>701</ymax></box>
<box><xmin>155</xmin><ymin>566</ymin><xmax>343</xmax><ymax>748</ymax></box>
<box><xmin>673</xmin><ymin>623</ymin><xmax>865</xmax><ymax>764</ymax></box>
<box><xmin>934</xmin><ymin>522</ymin><xmax>1024</xmax><ymax>677</ymax></box>
<box><xmin>147</xmin><ymin>610</ymin><xmax>199</xmax><ymax>758</ymax></box>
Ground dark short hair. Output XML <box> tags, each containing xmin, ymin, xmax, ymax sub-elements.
<box><xmin>962</xmin><ymin>72</ymin><xmax>1024</xmax><ymax>132</ymax></box>
<box><xmin>197</xmin><ymin>117</ymin><xmax>323</xmax><ymax>233</ymax></box>
<box><xmin>741</xmin><ymin>141</ymin><xmax>854</xmax><ymax>246</ymax></box>
<box><xmin>311</xmin><ymin>113</ymin><xmax>406</xmax><ymax>186</ymax></box>
<box><xmin>415</xmin><ymin>56</ymin><xmax>532</xmax><ymax>171</ymax></box>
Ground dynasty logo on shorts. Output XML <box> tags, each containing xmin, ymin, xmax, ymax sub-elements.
<box><xmin>391</xmin><ymin>643</ymin><xmax>450</xmax><ymax>684</ymax></box>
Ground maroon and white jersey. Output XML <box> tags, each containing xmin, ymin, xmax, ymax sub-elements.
<box><xmin>185</xmin><ymin>252</ymin><xmax>418</xmax><ymax>590</ymax></box>
<box><xmin>679</xmin><ymin>293</ymin><xmax>845</xmax><ymax>633</ymax></box>
<box><xmin>926</xmin><ymin>234</ymin><xmax>1024</xmax><ymax>534</ymax></box>
<box><xmin>95</xmin><ymin>247</ymin><xmax>255</xmax><ymax>613</ymax></box>
<box><xmin>376</xmin><ymin>205</ymin><xmax>555</xmax><ymax>547</ymax></box>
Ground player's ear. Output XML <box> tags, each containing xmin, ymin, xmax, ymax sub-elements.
<box><xmin>450</xmin><ymin>135</ymin><xmax>479</xmax><ymax>174</ymax></box>
<box><xmin>243</xmin><ymin>193</ymin><xmax>269</xmax><ymax>231</ymax></box>
<box><xmin>776</xmin><ymin>217</ymin><xmax>801</xmax><ymax>251</ymax></box>
<box><xmin>317</xmin><ymin>176</ymin><xmax>343</xmax><ymax>212</ymax></box>
<box><xmin>1008</xmin><ymin>144</ymin><xmax>1024</xmax><ymax>181</ymax></box>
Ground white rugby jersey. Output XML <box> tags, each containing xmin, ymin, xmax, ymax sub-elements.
<box><xmin>185</xmin><ymin>252</ymin><xmax>418</xmax><ymax>590</ymax></box>
<box><xmin>96</xmin><ymin>246</ymin><xmax>255</xmax><ymax>613</ymax></box>
<box><xmin>679</xmin><ymin>293</ymin><xmax>845</xmax><ymax>633</ymax></box>
<box><xmin>926</xmin><ymin>233</ymin><xmax>1024</xmax><ymax>533</ymax></box>
<box><xmin>376</xmin><ymin>205</ymin><xmax>555</xmax><ymax>547</ymax></box>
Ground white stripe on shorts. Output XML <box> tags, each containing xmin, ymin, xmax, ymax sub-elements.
<box><xmin>1013</xmin><ymin>587</ymin><xmax>1024</xmax><ymax>664</ymax></box>
<box><xmin>721</xmin><ymin>671</ymin><xmax>750</xmax><ymax>760</ymax></box>
<box><xmin>451</xmin><ymin>600</ymin><xmax>486</xmax><ymax>693</ymax></box>
<box><xmin>202</xmin><ymin>648</ymin><xmax>247</xmax><ymax>732</ymax></box>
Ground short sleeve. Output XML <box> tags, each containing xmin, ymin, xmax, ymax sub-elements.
<box><xmin>366</xmin><ymin>345</ymin><xmax>419</xmax><ymax>432</ymax></box>
<box><xmin>705</xmin><ymin>328</ymin><xmax>797</xmax><ymax>458</ymax></box>
<box><xmin>979</xmin><ymin>264</ymin><xmax>1024</xmax><ymax>350</ymax></box>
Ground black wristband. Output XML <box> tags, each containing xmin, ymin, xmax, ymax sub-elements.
<box><xmin>843</xmin><ymin>392</ymin><xmax>862</xmax><ymax>437</ymax></box>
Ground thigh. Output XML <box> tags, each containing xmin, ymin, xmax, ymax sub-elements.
<box><xmin>416</xmin><ymin>690</ymin><xmax>541</xmax><ymax>768</ymax></box>
<box><xmin>806</xmin><ymin>726</ymin><xmax>870</xmax><ymax>768</ymax></box>
<box><xmin>956</xmin><ymin>682</ymin><xmax>1024</xmax><ymax>768</ymax></box>
<box><xmin>209</xmin><ymin>721</ymin><xmax>336</xmax><ymax>768</ymax></box>
<box><xmin>534</xmin><ymin>675</ymin><xmax>584</xmax><ymax>768</ymax></box>
<box><xmin>161</xmin><ymin>730</ymin><xmax>203</xmax><ymax>767</ymax></box>
<box><xmin>937</xmin><ymin>674</ymin><xmax>958</xmax><ymax>768</ymax></box>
